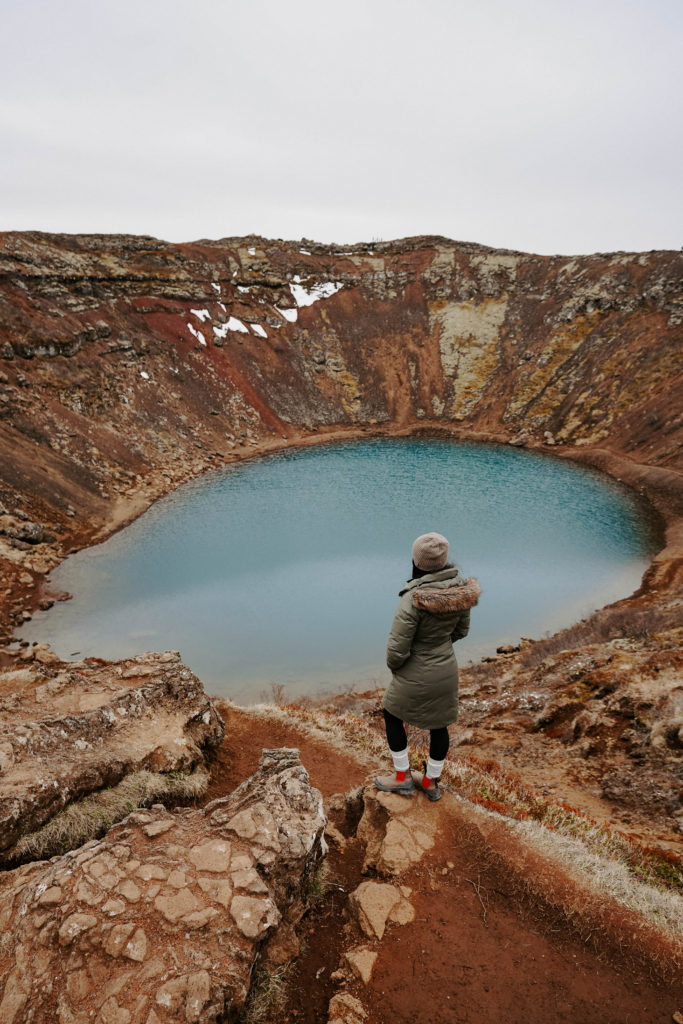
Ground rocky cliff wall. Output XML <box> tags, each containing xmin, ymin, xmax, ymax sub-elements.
<box><xmin>0</xmin><ymin>231</ymin><xmax>681</xmax><ymax>633</ymax></box>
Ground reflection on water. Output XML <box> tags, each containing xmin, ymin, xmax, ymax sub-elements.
<box><xmin>21</xmin><ymin>440</ymin><xmax>659</xmax><ymax>701</ymax></box>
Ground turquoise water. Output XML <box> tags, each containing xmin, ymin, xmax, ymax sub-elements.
<box><xmin>21</xmin><ymin>440</ymin><xmax>659</xmax><ymax>701</ymax></box>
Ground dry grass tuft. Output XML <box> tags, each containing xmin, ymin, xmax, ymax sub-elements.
<box><xmin>437</xmin><ymin>753</ymin><xmax>682</xmax><ymax>901</ymax></box>
<box><xmin>306</xmin><ymin>860</ymin><xmax>331</xmax><ymax>907</ymax></box>
<box><xmin>509</xmin><ymin>816</ymin><xmax>683</xmax><ymax>940</ymax></box>
<box><xmin>238</xmin><ymin>962</ymin><xmax>291</xmax><ymax>1024</ymax></box>
<box><xmin>12</xmin><ymin>766</ymin><xmax>209</xmax><ymax>863</ymax></box>
<box><xmin>519</xmin><ymin>602</ymin><xmax>682</xmax><ymax>668</ymax></box>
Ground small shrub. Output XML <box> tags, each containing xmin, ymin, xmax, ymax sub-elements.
<box><xmin>306</xmin><ymin>861</ymin><xmax>330</xmax><ymax>907</ymax></box>
<box><xmin>238</xmin><ymin>962</ymin><xmax>290</xmax><ymax>1024</ymax></box>
<box><xmin>259</xmin><ymin>681</ymin><xmax>288</xmax><ymax>704</ymax></box>
<box><xmin>520</xmin><ymin>602</ymin><xmax>681</xmax><ymax>668</ymax></box>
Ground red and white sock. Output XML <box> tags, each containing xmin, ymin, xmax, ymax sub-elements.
<box><xmin>391</xmin><ymin>748</ymin><xmax>410</xmax><ymax>780</ymax></box>
<box><xmin>423</xmin><ymin>756</ymin><xmax>445</xmax><ymax>787</ymax></box>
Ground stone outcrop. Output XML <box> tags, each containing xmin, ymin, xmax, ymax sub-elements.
<box><xmin>0</xmin><ymin>747</ymin><xmax>325</xmax><ymax>1024</ymax></box>
<box><xmin>0</xmin><ymin>651</ymin><xmax>224</xmax><ymax>864</ymax></box>
<box><xmin>457</xmin><ymin>632</ymin><xmax>683</xmax><ymax>840</ymax></box>
<box><xmin>327</xmin><ymin>779</ymin><xmax>438</xmax><ymax>1020</ymax></box>
<box><xmin>357</xmin><ymin>786</ymin><xmax>438</xmax><ymax>875</ymax></box>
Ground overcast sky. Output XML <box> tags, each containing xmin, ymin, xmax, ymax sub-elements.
<box><xmin>1</xmin><ymin>0</ymin><xmax>681</xmax><ymax>254</ymax></box>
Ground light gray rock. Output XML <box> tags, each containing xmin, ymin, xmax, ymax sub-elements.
<box><xmin>328</xmin><ymin>991</ymin><xmax>367</xmax><ymax>1024</ymax></box>
<box><xmin>347</xmin><ymin>880</ymin><xmax>414</xmax><ymax>940</ymax></box>
<box><xmin>0</xmin><ymin>748</ymin><xmax>325</xmax><ymax>1023</ymax></box>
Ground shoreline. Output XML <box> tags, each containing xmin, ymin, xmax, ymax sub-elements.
<box><xmin>9</xmin><ymin>422</ymin><xmax>680</xmax><ymax>682</ymax></box>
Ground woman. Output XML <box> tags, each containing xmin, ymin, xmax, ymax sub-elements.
<box><xmin>376</xmin><ymin>532</ymin><xmax>480</xmax><ymax>801</ymax></box>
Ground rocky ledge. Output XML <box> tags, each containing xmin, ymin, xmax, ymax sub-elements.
<box><xmin>0</xmin><ymin>748</ymin><xmax>325</xmax><ymax>1024</ymax></box>
<box><xmin>0</xmin><ymin>651</ymin><xmax>224</xmax><ymax>866</ymax></box>
<box><xmin>325</xmin><ymin>779</ymin><xmax>682</xmax><ymax>1023</ymax></box>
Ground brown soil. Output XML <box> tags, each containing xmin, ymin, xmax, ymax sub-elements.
<box><xmin>206</xmin><ymin>707</ymin><xmax>682</xmax><ymax>1024</ymax></box>
<box><xmin>362</xmin><ymin>820</ymin><xmax>682</xmax><ymax>1024</ymax></box>
<box><xmin>204</xmin><ymin>702</ymin><xmax>370</xmax><ymax>802</ymax></box>
<box><xmin>278</xmin><ymin>838</ymin><xmax>368</xmax><ymax>1023</ymax></box>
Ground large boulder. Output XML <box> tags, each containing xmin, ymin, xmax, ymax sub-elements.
<box><xmin>0</xmin><ymin>747</ymin><xmax>326</xmax><ymax>1024</ymax></box>
<box><xmin>356</xmin><ymin>783</ymin><xmax>437</xmax><ymax>875</ymax></box>
<box><xmin>0</xmin><ymin>652</ymin><xmax>224</xmax><ymax>864</ymax></box>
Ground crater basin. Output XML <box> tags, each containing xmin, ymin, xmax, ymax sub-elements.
<box><xmin>21</xmin><ymin>439</ymin><xmax>659</xmax><ymax>701</ymax></box>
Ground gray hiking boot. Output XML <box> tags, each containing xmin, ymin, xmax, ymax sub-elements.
<box><xmin>410</xmin><ymin>770</ymin><xmax>442</xmax><ymax>802</ymax></box>
<box><xmin>374</xmin><ymin>772</ymin><xmax>415</xmax><ymax>795</ymax></box>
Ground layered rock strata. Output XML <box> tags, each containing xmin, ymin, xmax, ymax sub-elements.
<box><xmin>0</xmin><ymin>651</ymin><xmax>224</xmax><ymax>864</ymax></box>
<box><xmin>0</xmin><ymin>747</ymin><xmax>325</xmax><ymax>1024</ymax></box>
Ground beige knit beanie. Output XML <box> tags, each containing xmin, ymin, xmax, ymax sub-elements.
<box><xmin>412</xmin><ymin>532</ymin><xmax>449</xmax><ymax>571</ymax></box>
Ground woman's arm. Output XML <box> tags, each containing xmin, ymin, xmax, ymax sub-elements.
<box><xmin>386</xmin><ymin>596</ymin><xmax>419</xmax><ymax>670</ymax></box>
<box><xmin>450</xmin><ymin>609</ymin><xmax>470</xmax><ymax>643</ymax></box>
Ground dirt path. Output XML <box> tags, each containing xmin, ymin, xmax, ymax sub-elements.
<box><xmin>364</xmin><ymin>817</ymin><xmax>680</xmax><ymax>1024</ymax></box>
<box><xmin>205</xmin><ymin>702</ymin><xmax>371</xmax><ymax>801</ymax></box>
<box><xmin>206</xmin><ymin>705</ymin><xmax>682</xmax><ymax>1024</ymax></box>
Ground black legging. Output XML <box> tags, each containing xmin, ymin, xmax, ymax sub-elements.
<box><xmin>383</xmin><ymin>709</ymin><xmax>450</xmax><ymax>761</ymax></box>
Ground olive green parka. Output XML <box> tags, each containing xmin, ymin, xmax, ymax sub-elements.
<box><xmin>383</xmin><ymin>567</ymin><xmax>481</xmax><ymax>730</ymax></box>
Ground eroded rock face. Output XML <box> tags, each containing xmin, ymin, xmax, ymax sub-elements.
<box><xmin>0</xmin><ymin>651</ymin><xmax>224</xmax><ymax>864</ymax></box>
<box><xmin>0</xmin><ymin>747</ymin><xmax>325</xmax><ymax>1024</ymax></box>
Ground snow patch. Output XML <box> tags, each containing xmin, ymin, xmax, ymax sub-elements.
<box><xmin>211</xmin><ymin>282</ymin><xmax>221</xmax><ymax>293</ymax></box>
<box><xmin>190</xmin><ymin>308</ymin><xmax>211</xmax><ymax>322</ymax></box>
<box><xmin>299</xmin><ymin>249</ymin><xmax>311</xmax><ymax>255</ymax></box>
<box><xmin>248</xmin><ymin>247</ymin><xmax>256</xmax><ymax>256</ymax></box>
<box><xmin>251</xmin><ymin>323</ymin><xmax>268</xmax><ymax>338</ymax></box>
<box><xmin>275</xmin><ymin>306</ymin><xmax>298</xmax><ymax>323</ymax></box>
<box><xmin>187</xmin><ymin>323</ymin><xmax>207</xmax><ymax>346</ymax></box>
<box><xmin>140</xmin><ymin>371</ymin><xmax>150</xmax><ymax>380</ymax></box>
<box><xmin>289</xmin><ymin>280</ymin><xmax>343</xmax><ymax>307</ymax></box>
<box><xmin>227</xmin><ymin>316</ymin><xmax>249</xmax><ymax>333</ymax></box>
<box><xmin>237</xmin><ymin>286</ymin><xmax>250</xmax><ymax>294</ymax></box>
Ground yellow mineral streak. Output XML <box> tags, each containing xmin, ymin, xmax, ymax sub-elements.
<box><xmin>507</xmin><ymin>313</ymin><xmax>601</xmax><ymax>420</ymax></box>
<box><xmin>319</xmin><ymin>332</ymin><xmax>363</xmax><ymax>417</ymax></box>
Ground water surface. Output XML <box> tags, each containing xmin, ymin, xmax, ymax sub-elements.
<box><xmin>21</xmin><ymin>440</ymin><xmax>658</xmax><ymax>700</ymax></box>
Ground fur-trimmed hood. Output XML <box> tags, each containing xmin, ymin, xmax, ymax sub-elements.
<box><xmin>411</xmin><ymin>577</ymin><xmax>481</xmax><ymax>615</ymax></box>
<box><xmin>398</xmin><ymin>567</ymin><xmax>481</xmax><ymax>615</ymax></box>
